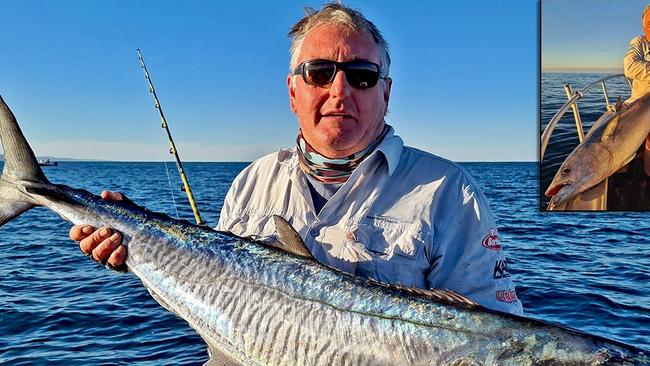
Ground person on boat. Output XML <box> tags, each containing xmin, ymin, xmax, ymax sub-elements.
<box><xmin>69</xmin><ymin>2</ymin><xmax>522</xmax><ymax>315</ymax></box>
<box><xmin>623</xmin><ymin>3</ymin><xmax>650</xmax><ymax>178</ymax></box>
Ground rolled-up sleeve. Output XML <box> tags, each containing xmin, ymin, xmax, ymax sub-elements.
<box><xmin>624</xmin><ymin>36</ymin><xmax>650</xmax><ymax>80</ymax></box>
<box><xmin>216</xmin><ymin>163</ymin><xmax>252</xmax><ymax>232</ymax></box>
<box><xmin>215</xmin><ymin>154</ymin><xmax>288</xmax><ymax>241</ymax></box>
<box><xmin>426</xmin><ymin>174</ymin><xmax>523</xmax><ymax>315</ymax></box>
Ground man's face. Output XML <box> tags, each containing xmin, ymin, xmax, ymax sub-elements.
<box><xmin>644</xmin><ymin>11</ymin><xmax>650</xmax><ymax>40</ymax></box>
<box><xmin>288</xmin><ymin>23</ymin><xmax>391</xmax><ymax>158</ymax></box>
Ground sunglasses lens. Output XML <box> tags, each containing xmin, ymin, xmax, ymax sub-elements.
<box><xmin>344</xmin><ymin>63</ymin><xmax>380</xmax><ymax>88</ymax></box>
<box><xmin>303</xmin><ymin>62</ymin><xmax>336</xmax><ymax>86</ymax></box>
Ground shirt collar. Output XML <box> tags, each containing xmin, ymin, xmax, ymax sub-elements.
<box><xmin>375</xmin><ymin>124</ymin><xmax>403</xmax><ymax>176</ymax></box>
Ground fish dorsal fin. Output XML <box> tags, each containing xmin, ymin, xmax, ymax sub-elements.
<box><xmin>270</xmin><ymin>215</ymin><xmax>314</xmax><ymax>258</ymax></box>
<box><xmin>368</xmin><ymin>277</ymin><xmax>480</xmax><ymax>308</ymax></box>
<box><xmin>398</xmin><ymin>286</ymin><xmax>480</xmax><ymax>307</ymax></box>
<box><xmin>600</xmin><ymin>114</ymin><xmax>620</xmax><ymax>142</ymax></box>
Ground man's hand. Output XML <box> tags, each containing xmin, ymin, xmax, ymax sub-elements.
<box><xmin>70</xmin><ymin>191</ymin><xmax>127</xmax><ymax>270</ymax></box>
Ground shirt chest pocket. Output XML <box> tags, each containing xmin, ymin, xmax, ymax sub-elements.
<box><xmin>348</xmin><ymin>216</ymin><xmax>433</xmax><ymax>288</ymax></box>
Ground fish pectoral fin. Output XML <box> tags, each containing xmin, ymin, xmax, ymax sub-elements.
<box><xmin>203</xmin><ymin>347</ymin><xmax>242</xmax><ymax>366</ymax></box>
<box><xmin>600</xmin><ymin>115</ymin><xmax>620</xmax><ymax>141</ymax></box>
<box><xmin>144</xmin><ymin>286</ymin><xmax>175</xmax><ymax>314</ymax></box>
<box><xmin>269</xmin><ymin>215</ymin><xmax>314</xmax><ymax>258</ymax></box>
<box><xmin>622</xmin><ymin>151</ymin><xmax>637</xmax><ymax>167</ymax></box>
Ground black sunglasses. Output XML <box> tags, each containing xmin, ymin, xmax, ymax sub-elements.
<box><xmin>292</xmin><ymin>59</ymin><xmax>386</xmax><ymax>89</ymax></box>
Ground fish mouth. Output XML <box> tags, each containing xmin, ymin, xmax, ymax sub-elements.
<box><xmin>546</xmin><ymin>182</ymin><xmax>577</xmax><ymax>210</ymax></box>
<box><xmin>545</xmin><ymin>182</ymin><xmax>568</xmax><ymax>197</ymax></box>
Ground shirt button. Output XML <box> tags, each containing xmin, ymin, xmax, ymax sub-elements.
<box><xmin>310</xmin><ymin>228</ymin><xmax>319</xmax><ymax>237</ymax></box>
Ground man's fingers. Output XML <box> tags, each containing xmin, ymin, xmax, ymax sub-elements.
<box><xmin>69</xmin><ymin>224</ymin><xmax>95</xmax><ymax>241</ymax></box>
<box><xmin>70</xmin><ymin>190</ymin><xmax>127</xmax><ymax>271</ymax></box>
<box><xmin>79</xmin><ymin>227</ymin><xmax>113</xmax><ymax>255</ymax></box>
<box><xmin>107</xmin><ymin>245</ymin><xmax>127</xmax><ymax>267</ymax></box>
<box><xmin>71</xmin><ymin>190</ymin><xmax>123</xmax><ymax>246</ymax></box>
<box><xmin>91</xmin><ymin>232</ymin><xmax>122</xmax><ymax>261</ymax></box>
<box><xmin>101</xmin><ymin>191</ymin><xmax>124</xmax><ymax>201</ymax></box>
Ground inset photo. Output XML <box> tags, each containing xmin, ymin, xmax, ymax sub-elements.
<box><xmin>541</xmin><ymin>1</ymin><xmax>650</xmax><ymax>211</ymax></box>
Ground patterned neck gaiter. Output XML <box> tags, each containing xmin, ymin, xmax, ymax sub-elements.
<box><xmin>296</xmin><ymin>125</ymin><xmax>389</xmax><ymax>184</ymax></box>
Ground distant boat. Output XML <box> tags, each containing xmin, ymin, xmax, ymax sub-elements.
<box><xmin>38</xmin><ymin>159</ymin><xmax>58</xmax><ymax>166</ymax></box>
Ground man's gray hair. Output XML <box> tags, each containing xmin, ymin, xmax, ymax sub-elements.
<box><xmin>643</xmin><ymin>4</ymin><xmax>650</xmax><ymax>20</ymax></box>
<box><xmin>288</xmin><ymin>2</ymin><xmax>391</xmax><ymax>76</ymax></box>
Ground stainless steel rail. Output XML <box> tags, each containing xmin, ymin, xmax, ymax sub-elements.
<box><xmin>541</xmin><ymin>74</ymin><xmax>631</xmax><ymax>161</ymax></box>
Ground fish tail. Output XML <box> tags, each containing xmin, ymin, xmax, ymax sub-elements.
<box><xmin>0</xmin><ymin>95</ymin><xmax>49</xmax><ymax>226</ymax></box>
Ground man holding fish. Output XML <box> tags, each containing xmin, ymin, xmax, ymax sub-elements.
<box><xmin>624</xmin><ymin>3</ymin><xmax>650</xmax><ymax>177</ymax></box>
<box><xmin>70</xmin><ymin>2</ymin><xmax>522</xmax><ymax>315</ymax></box>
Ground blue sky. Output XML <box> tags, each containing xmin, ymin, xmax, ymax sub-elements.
<box><xmin>542</xmin><ymin>0</ymin><xmax>648</xmax><ymax>71</ymax></box>
<box><xmin>0</xmin><ymin>1</ymin><xmax>536</xmax><ymax>162</ymax></box>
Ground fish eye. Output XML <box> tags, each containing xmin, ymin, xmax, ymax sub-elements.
<box><xmin>562</xmin><ymin>167</ymin><xmax>571</xmax><ymax>175</ymax></box>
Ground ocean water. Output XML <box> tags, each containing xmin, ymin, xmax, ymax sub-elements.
<box><xmin>1</xmin><ymin>161</ymin><xmax>649</xmax><ymax>364</ymax></box>
<box><xmin>540</xmin><ymin>72</ymin><xmax>632</xmax><ymax>209</ymax></box>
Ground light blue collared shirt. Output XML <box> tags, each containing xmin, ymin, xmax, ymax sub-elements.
<box><xmin>217</xmin><ymin>125</ymin><xmax>523</xmax><ymax>315</ymax></box>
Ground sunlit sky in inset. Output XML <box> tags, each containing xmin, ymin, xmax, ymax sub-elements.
<box><xmin>543</xmin><ymin>0</ymin><xmax>649</xmax><ymax>72</ymax></box>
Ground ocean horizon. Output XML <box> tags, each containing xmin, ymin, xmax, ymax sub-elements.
<box><xmin>3</xmin><ymin>155</ymin><xmax>537</xmax><ymax>164</ymax></box>
<box><xmin>541</xmin><ymin>69</ymin><xmax>623</xmax><ymax>74</ymax></box>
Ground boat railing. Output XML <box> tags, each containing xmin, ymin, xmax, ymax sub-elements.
<box><xmin>540</xmin><ymin>74</ymin><xmax>632</xmax><ymax>161</ymax></box>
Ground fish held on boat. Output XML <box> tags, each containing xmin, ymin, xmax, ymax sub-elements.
<box><xmin>545</xmin><ymin>92</ymin><xmax>650</xmax><ymax>210</ymax></box>
<box><xmin>0</xmin><ymin>95</ymin><xmax>648</xmax><ymax>365</ymax></box>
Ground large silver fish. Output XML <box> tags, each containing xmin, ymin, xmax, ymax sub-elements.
<box><xmin>545</xmin><ymin>92</ymin><xmax>650</xmax><ymax>210</ymax></box>
<box><xmin>0</xmin><ymin>95</ymin><xmax>648</xmax><ymax>365</ymax></box>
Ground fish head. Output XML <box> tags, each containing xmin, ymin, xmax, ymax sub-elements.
<box><xmin>545</xmin><ymin>142</ymin><xmax>611</xmax><ymax>210</ymax></box>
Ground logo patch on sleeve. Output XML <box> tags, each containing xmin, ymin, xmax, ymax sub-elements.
<box><xmin>481</xmin><ymin>228</ymin><xmax>502</xmax><ymax>251</ymax></box>
<box><xmin>496</xmin><ymin>290</ymin><xmax>518</xmax><ymax>303</ymax></box>
<box><xmin>493</xmin><ymin>260</ymin><xmax>510</xmax><ymax>279</ymax></box>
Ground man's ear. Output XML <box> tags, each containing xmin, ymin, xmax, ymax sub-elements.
<box><xmin>288</xmin><ymin>75</ymin><xmax>297</xmax><ymax>113</ymax></box>
<box><xmin>383</xmin><ymin>77</ymin><xmax>392</xmax><ymax>114</ymax></box>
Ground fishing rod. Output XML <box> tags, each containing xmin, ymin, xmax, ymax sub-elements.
<box><xmin>136</xmin><ymin>49</ymin><xmax>205</xmax><ymax>225</ymax></box>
